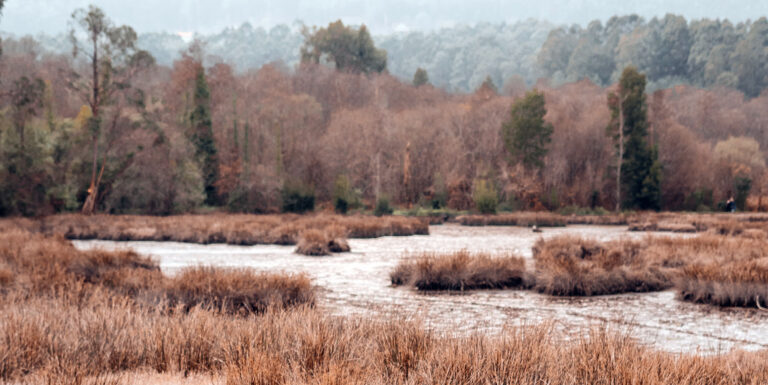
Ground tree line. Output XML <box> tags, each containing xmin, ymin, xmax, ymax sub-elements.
<box><xmin>6</xmin><ymin>14</ymin><xmax>768</xmax><ymax>96</ymax></box>
<box><xmin>1</xmin><ymin>5</ymin><xmax>767</xmax><ymax>217</ymax></box>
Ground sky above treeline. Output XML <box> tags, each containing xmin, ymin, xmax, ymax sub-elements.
<box><xmin>2</xmin><ymin>0</ymin><xmax>767</xmax><ymax>36</ymax></box>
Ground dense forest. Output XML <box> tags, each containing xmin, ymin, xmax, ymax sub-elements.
<box><xmin>1</xmin><ymin>5</ymin><xmax>767</xmax><ymax>216</ymax></box>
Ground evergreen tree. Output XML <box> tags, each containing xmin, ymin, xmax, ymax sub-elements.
<box><xmin>300</xmin><ymin>20</ymin><xmax>387</xmax><ymax>74</ymax></box>
<box><xmin>502</xmin><ymin>90</ymin><xmax>553</xmax><ymax>169</ymax></box>
<box><xmin>412</xmin><ymin>67</ymin><xmax>429</xmax><ymax>87</ymax></box>
<box><xmin>189</xmin><ymin>69</ymin><xmax>220</xmax><ymax>206</ymax></box>
<box><xmin>608</xmin><ymin>67</ymin><xmax>661</xmax><ymax>210</ymax></box>
<box><xmin>480</xmin><ymin>75</ymin><xmax>498</xmax><ymax>94</ymax></box>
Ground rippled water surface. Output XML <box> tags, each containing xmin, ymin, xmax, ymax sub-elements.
<box><xmin>73</xmin><ymin>224</ymin><xmax>768</xmax><ymax>353</ymax></box>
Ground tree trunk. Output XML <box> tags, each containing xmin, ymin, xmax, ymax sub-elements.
<box><xmin>82</xmin><ymin>33</ymin><xmax>100</xmax><ymax>215</ymax></box>
<box><xmin>615</xmin><ymin>94</ymin><xmax>625</xmax><ymax>213</ymax></box>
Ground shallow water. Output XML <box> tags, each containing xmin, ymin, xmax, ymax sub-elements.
<box><xmin>73</xmin><ymin>224</ymin><xmax>768</xmax><ymax>354</ymax></box>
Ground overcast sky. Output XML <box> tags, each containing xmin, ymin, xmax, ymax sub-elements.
<box><xmin>2</xmin><ymin>0</ymin><xmax>767</xmax><ymax>36</ymax></box>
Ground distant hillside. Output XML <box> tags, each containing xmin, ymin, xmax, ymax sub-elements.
<box><xmin>3</xmin><ymin>15</ymin><xmax>767</xmax><ymax>95</ymax></box>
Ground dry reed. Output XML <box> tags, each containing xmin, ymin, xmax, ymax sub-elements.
<box><xmin>391</xmin><ymin>250</ymin><xmax>531</xmax><ymax>290</ymax></box>
<box><xmin>534</xmin><ymin>234</ymin><xmax>768</xmax><ymax>308</ymax></box>
<box><xmin>2</xmin><ymin>224</ymin><xmax>768</xmax><ymax>383</ymax></box>
<box><xmin>24</xmin><ymin>213</ymin><xmax>428</xmax><ymax>248</ymax></box>
<box><xmin>532</xmin><ymin>236</ymin><xmax>674</xmax><ymax>296</ymax></box>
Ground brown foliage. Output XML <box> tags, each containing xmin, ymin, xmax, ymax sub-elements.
<box><xmin>534</xmin><ymin>234</ymin><xmax>768</xmax><ymax>307</ymax></box>
<box><xmin>391</xmin><ymin>250</ymin><xmax>531</xmax><ymax>290</ymax></box>
<box><xmin>32</xmin><ymin>213</ymin><xmax>426</xmax><ymax>246</ymax></box>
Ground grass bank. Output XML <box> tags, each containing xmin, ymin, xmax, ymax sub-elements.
<box><xmin>0</xmin><ymin>213</ymin><xmax>428</xmax><ymax>256</ymax></box>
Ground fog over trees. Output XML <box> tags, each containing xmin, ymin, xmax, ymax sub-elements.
<box><xmin>1</xmin><ymin>5</ymin><xmax>768</xmax><ymax>216</ymax></box>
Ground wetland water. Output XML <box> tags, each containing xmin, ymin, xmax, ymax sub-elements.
<box><xmin>73</xmin><ymin>224</ymin><xmax>768</xmax><ymax>354</ymax></box>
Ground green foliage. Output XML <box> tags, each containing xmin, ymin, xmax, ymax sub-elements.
<box><xmin>0</xmin><ymin>117</ymin><xmax>55</xmax><ymax>216</ymax></box>
<box><xmin>472</xmin><ymin>179</ymin><xmax>498</xmax><ymax>214</ymax></box>
<box><xmin>412</xmin><ymin>68</ymin><xmax>429</xmax><ymax>87</ymax></box>
<box><xmin>502</xmin><ymin>90</ymin><xmax>553</xmax><ymax>169</ymax></box>
<box><xmin>301</xmin><ymin>20</ymin><xmax>387</xmax><ymax>74</ymax></box>
<box><xmin>734</xmin><ymin>177</ymin><xmax>752</xmax><ymax>211</ymax></box>
<box><xmin>281</xmin><ymin>182</ymin><xmax>315</xmax><ymax>214</ymax></box>
<box><xmin>332</xmin><ymin>175</ymin><xmax>353</xmax><ymax>214</ymax></box>
<box><xmin>609</xmin><ymin>67</ymin><xmax>662</xmax><ymax>211</ymax></box>
<box><xmin>189</xmin><ymin>69</ymin><xmax>220</xmax><ymax>206</ymax></box>
<box><xmin>374</xmin><ymin>196</ymin><xmax>394</xmax><ymax>216</ymax></box>
<box><xmin>480</xmin><ymin>75</ymin><xmax>498</xmax><ymax>94</ymax></box>
<box><xmin>684</xmin><ymin>188</ymin><xmax>714</xmax><ymax>212</ymax></box>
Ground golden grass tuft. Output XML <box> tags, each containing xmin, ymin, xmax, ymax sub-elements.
<box><xmin>28</xmin><ymin>214</ymin><xmax>427</xmax><ymax>248</ymax></box>
<box><xmin>166</xmin><ymin>267</ymin><xmax>315</xmax><ymax>314</ymax></box>
<box><xmin>391</xmin><ymin>250</ymin><xmax>531</xmax><ymax>290</ymax></box>
<box><xmin>532</xmin><ymin>236</ymin><xmax>674</xmax><ymax>296</ymax></box>
<box><xmin>534</xmin><ymin>234</ymin><xmax>768</xmax><ymax>307</ymax></box>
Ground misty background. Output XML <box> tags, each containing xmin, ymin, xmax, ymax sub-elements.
<box><xmin>1</xmin><ymin>1</ymin><xmax>767</xmax><ymax>93</ymax></box>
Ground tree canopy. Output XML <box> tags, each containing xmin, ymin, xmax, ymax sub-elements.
<box><xmin>300</xmin><ymin>20</ymin><xmax>386</xmax><ymax>74</ymax></box>
<box><xmin>502</xmin><ymin>90</ymin><xmax>553</xmax><ymax>169</ymax></box>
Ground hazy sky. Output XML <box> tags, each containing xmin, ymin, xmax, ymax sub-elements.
<box><xmin>2</xmin><ymin>0</ymin><xmax>767</xmax><ymax>36</ymax></box>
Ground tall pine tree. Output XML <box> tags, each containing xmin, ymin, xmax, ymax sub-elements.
<box><xmin>189</xmin><ymin>69</ymin><xmax>220</xmax><ymax>206</ymax></box>
<box><xmin>502</xmin><ymin>90</ymin><xmax>553</xmax><ymax>169</ymax></box>
<box><xmin>608</xmin><ymin>67</ymin><xmax>661</xmax><ymax>210</ymax></box>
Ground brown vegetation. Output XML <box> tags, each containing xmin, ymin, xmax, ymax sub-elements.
<box><xmin>458</xmin><ymin>212</ymin><xmax>567</xmax><ymax>227</ymax></box>
<box><xmin>532</xmin><ymin>236</ymin><xmax>674</xmax><ymax>296</ymax></box>
<box><xmin>3</xmin><ymin>294</ymin><xmax>768</xmax><ymax>384</ymax></box>
<box><xmin>2</xmin><ymin>223</ymin><xmax>768</xmax><ymax>383</ymax></box>
<box><xmin>0</xmin><ymin>229</ymin><xmax>316</xmax><ymax>312</ymax></box>
<box><xmin>12</xmin><ymin>214</ymin><xmax>428</xmax><ymax>251</ymax></box>
<box><xmin>391</xmin><ymin>250</ymin><xmax>531</xmax><ymax>290</ymax></box>
<box><xmin>533</xmin><ymin>234</ymin><xmax>768</xmax><ymax>308</ymax></box>
<box><xmin>294</xmin><ymin>228</ymin><xmax>351</xmax><ymax>256</ymax></box>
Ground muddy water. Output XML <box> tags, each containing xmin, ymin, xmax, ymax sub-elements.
<box><xmin>73</xmin><ymin>224</ymin><xmax>768</xmax><ymax>354</ymax></box>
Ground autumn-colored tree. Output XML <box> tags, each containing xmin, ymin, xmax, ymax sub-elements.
<box><xmin>68</xmin><ymin>5</ymin><xmax>154</xmax><ymax>214</ymax></box>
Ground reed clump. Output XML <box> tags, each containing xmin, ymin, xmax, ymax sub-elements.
<box><xmin>532</xmin><ymin>236</ymin><xmax>674</xmax><ymax>296</ymax></box>
<box><xmin>0</xmin><ymin>230</ymin><xmax>316</xmax><ymax>312</ymax></box>
<box><xmin>458</xmin><ymin>212</ymin><xmax>567</xmax><ymax>227</ymax></box>
<box><xmin>534</xmin><ymin>234</ymin><xmax>768</xmax><ymax>308</ymax></box>
<box><xmin>2</xmin><ymin>225</ymin><xmax>768</xmax><ymax>383</ymax></box>
<box><xmin>28</xmin><ymin>213</ymin><xmax>428</xmax><ymax>249</ymax></box>
<box><xmin>294</xmin><ymin>225</ymin><xmax>350</xmax><ymax>256</ymax></box>
<box><xmin>166</xmin><ymin>267</ymin><xmax>314</xmax><ymax>313</ymax></box>
<box><xmin>391</xmin><ymin>250</ymin><xmax>531</xmax><ymax>290</ymax></box>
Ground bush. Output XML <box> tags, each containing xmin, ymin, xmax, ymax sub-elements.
<box><xmin>374</xmin><ymin>196</ymin><xmax>394</xmax><ymax>216</ymax></box>
<box><xmin>735</xmin><ymin>177</ymin><xmax>751</xmax><ymax>211</ymax></box>
<box><xmin>472</xmin><ymin>179</ymin><xmax>498</xmax><ymax>214</ymax></box>
<box><xmin>281</xmin><ymin>183</ymin><xmax>315</xmax><ymax>213</ymax></box>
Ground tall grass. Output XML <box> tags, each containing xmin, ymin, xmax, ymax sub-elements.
<box><xmin>27</xmin><ymin>213</ymin><xmax>428</xmax><ymax>247</ymax></box>
<box><xmin>391</xmin><ymin>251</ymin><xmax>532</xmax><ymax>290</ymax></box>
<box><xmin>2</xmin><ymin>225</ymin><xmax>768</xmax><ymax>383</ymax></box>
<box><xmin>0</xmin><ymin>230</ymin><xmax>316</xmax><ymax>312</ymax></box>
<box><xmin>534</xmin><ymin>234</ymin><xmax>768</xmax><ymax>307</ymax></box>
<box><xmin>532</xmin><ymin>236</ymin><xmax>673</xmax><ymax>296</ymax></box>
<box><xmin>2</xmin><ymin>298</ymin><xmax>767</xmax><ymax>385</ymax></box>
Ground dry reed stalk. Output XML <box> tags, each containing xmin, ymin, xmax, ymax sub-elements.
<box><xmin>391</xmin><ymin>250</ymin><xmax>531</xmax><ymax>290</ymax></box>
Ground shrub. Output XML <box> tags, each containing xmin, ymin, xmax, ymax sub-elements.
<box><xmin>374</xmin><ymin>196</ymin><xmax>394</xmax><ymax>216</ymax></box>
<box><xmin>281</xmin><ymin>183</ymin><xmax>315</xmax><ymax>213</ymax></box>
<box><xmin>472</xmin><ymin>179</ymin><xmax>498</xmax><ymax>214</ymax></box>
<box><xmin>735</xmin><ymin>177</ymin><xmax>751</xmax><ymax>211</ymax></box>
